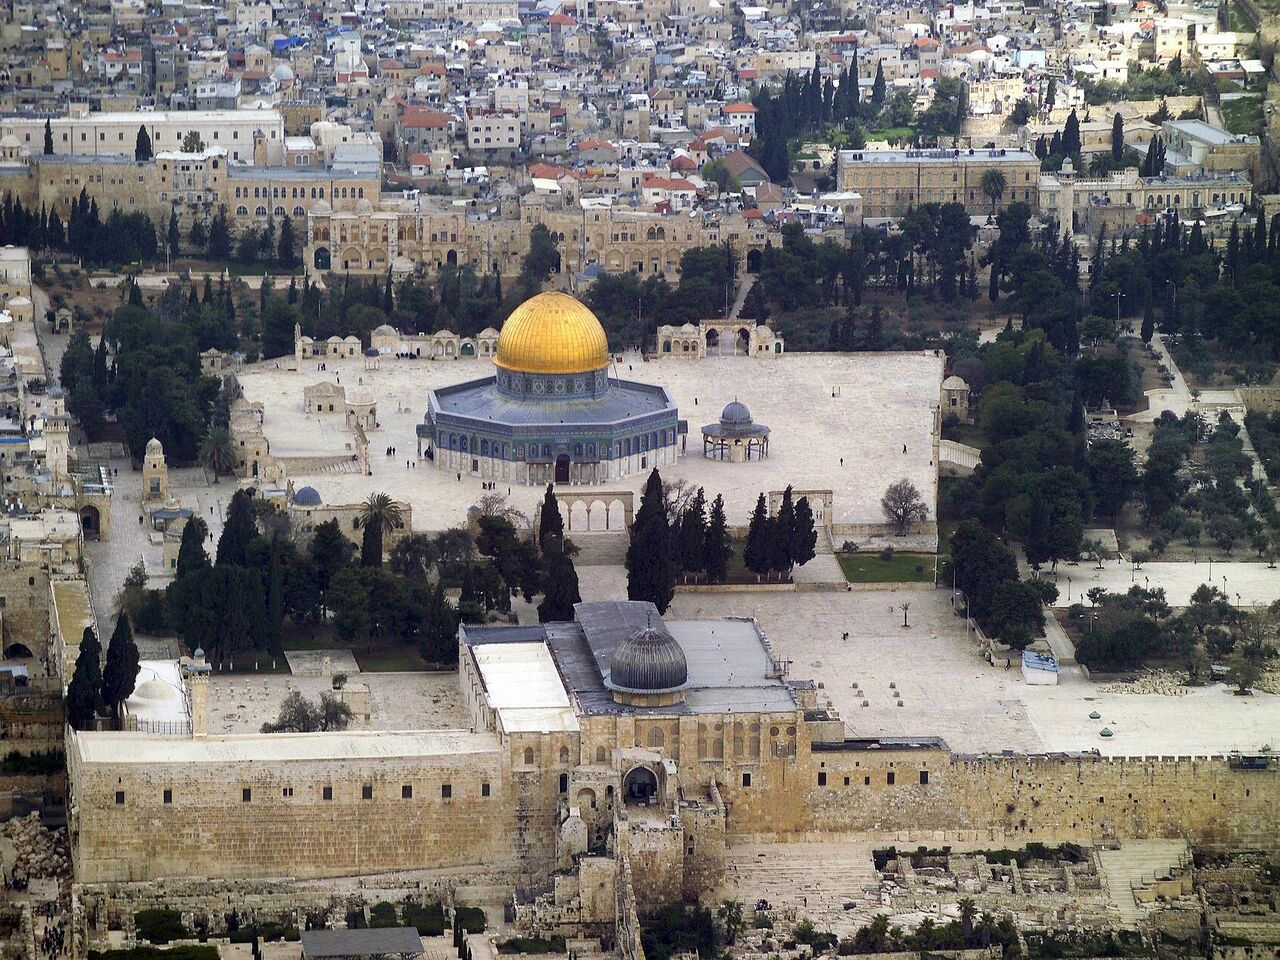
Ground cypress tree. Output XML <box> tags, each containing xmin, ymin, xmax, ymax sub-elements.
<box><xmin>770</xmin><ymin>486</ymin><xmax>796</xmax><ymax>577</ymax></box>
<box><xmin>1140</xmin><ymin>281</ymin><xmax>1155</xmax><ymax>343</ymax></box>
<box><xmin>43</xmin><ymin>118</ymin><xmax>53</xmax><ymax>156</ymax></box>
<box><xmin>1110</xmin><ymin>112</ymin><xmax>1124</xmax><ymax>162</ymax></box>
<box><xmin>360</xmin><ymin>515</ymin><xmax>383</xmax><ymax>567</ymax></box>
<box><xmin>101</xmin><ymin>615</ymin><xmax>140</xmax><ymax>716</ymax></box>
<box><xmin>1062</xmin><ymin>109</ymin><xmax>1081</xmax><ymax>156</ymax></box>
<box><xmin>176</xmin><ymin>517</ymin><xmax>210</xmax><ymax>579</ymax></box>
<box><xmin>538</xmin><ymin>483</ymin><xmax>564</xmax><ymax>551</ymax></box>
<box><xmin>702</xmin><ymin>494</ymin><xmax>732</xmax><ymax>584</ymax></box>
<box><xmin>135</xmin><ymin>124</ymin><xmax>152</xmax><ymax>162</ymax></box>
<box><xmin>537</xmin><ymin>549</ymin><xmax>581</xmax><ymax>622</ymax></box>
<box><xmin>216</xmin><ymin>489</ymin><xmax>256</xmax><ymax>567</ymax></box>
<box><xmin>66</xmin><ymin>627</ymin><xmax>104</xmax><ymax>731</ymax></box>
<box><xmin>743</xmin><ymin>493</ymin><xmax>772</xmax><ymax>579</ymax></box>
<box><xmin>265</xmin><ymin>538</ymin><xmax>285</xmax><ymax>656</ymax></box>
<box><xmin>871</xmin><ymin>61</ymin><xmax>885</xmax><ymax>107</ymax></box>
<box><xmin>791</xmin><ymin>496</ymin><xmax>818</xmax><ymax>569</ymax></box>
<box><xmin>676</xmin><ymin>487</ymin><xmax>707</xmax><ymax>576</ymax></box>
<box><xmin>624</xmin><ymin>469</ymin><xmax>675</xmax><ymax>613</ymax></box>
<box><xmin>167</xmin><ymin>208</ymin><xmax>180</xmax><ymax>256</ymax></box>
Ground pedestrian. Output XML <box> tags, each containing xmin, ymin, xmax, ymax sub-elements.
<box><xmin>457</xmin><ymin>472</ymin><xmax>462</xmax><ymax>481</ymax></box>
<box><xmin>840</xmin><ymin>457</ymin><xmax>844</xmax><ymax>466</ymax></box>
<box><xmin>903</xmin><ymin>444</ymin><xmax>907</xmax><ymax>453</ymax></box>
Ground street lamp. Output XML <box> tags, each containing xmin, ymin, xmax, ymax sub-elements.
<box><xmin>1067</xmin><ymin>576</ymin><xmax>1072</xmax><ymax>602</ymax></box>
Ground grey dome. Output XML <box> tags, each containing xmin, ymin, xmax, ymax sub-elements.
<box><xmin>721</xmin><ymin>400</ymin><xmax>751</xmax><ymax>425</ymax></box>
<box><xmin>608</xmin><ymin>626</ymin><xmax>688</xmax><ymax>693</ymax></box>
<box><xmin>294</xmin><ymin>485</ymin><xmax>322</xmax><ymax>506</ymax></box>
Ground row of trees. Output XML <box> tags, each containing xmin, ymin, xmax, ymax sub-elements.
<box><xmin>744</xmin><ymin>487</ymin><xmax>817</xmax><ymax>581</ymax></box>
<box><xmin>66</xmin><ymin>616</ymin><xmax>141</xmax><ymax>731</ymax></box>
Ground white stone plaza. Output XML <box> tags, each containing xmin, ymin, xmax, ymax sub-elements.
<box><xmin>237</xmin><ymin>349</ymin><xmax>944</xmax><ymax>533</ymax></box>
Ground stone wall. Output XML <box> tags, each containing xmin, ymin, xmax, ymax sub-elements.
<box><xmin>0</xmin><ymin>562</ymin><xmax>51</xmax><ymax>658</ymax></box>
<box><xmin>737</xmin><ymin>744</ymin><xmax>1280</xmax><ymax>852</ymax></box>
<box><xmin>69</xmin><ymin>736</ymin><xmax>521</xmax><ymax>884</ymax></box>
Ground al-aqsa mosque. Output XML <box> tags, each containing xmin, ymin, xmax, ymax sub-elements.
<box><xmin>423</xmin><ymin>291</ymin><xmax>681</xmax><ymax>485</ymax></box>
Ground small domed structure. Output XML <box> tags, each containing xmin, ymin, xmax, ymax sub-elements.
<box><xmin>294</xmin><ymin>485</ymin><xmax>322</xmax><ymax>506</ymax></box>
<box><xmin>145</xmin><ymin>437</ymin><xmax>164</xmax><ymax>456</ymax></box>
<box><xmin>607</xmin><ymin>625</ymin><xmax>688</xmax><ymax>706</ymax></box>
<box><xmin>702</xmin><ymin>399</ymin><xmax>770</xmax><ymax>462</ymax></box>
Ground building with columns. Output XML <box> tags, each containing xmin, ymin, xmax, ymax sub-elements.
<box><xmin>423</xmin><ymin>291</ymin><xmax>680</xmax><ymax>485</ymax></box>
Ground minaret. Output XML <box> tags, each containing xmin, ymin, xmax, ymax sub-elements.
<box><xmin>142</xmin><ymin>437</ymin><xmax>168</xmax><ymax>502</ymax></box>
<box><xmin>44</xmin><ymin>387</ymin><xmax>69</xmax><ymax>480</ymax></box>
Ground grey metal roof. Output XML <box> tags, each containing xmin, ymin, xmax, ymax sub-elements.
<box><xmin>302</xmin><ymin>928</ymin><xmax>424</xmax><ymax>959</ymax></box>
<box><xmin>548</xmin><ymin>602</ymin><xmax>797</xmax><ymax>716</ymax></box>
<box><xmin>429</xmin><ymin>375</ymin><xmax>675</xmax><ymax>428</ymax></box>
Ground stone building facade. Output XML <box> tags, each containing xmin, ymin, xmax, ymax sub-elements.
<box><xmin>68</xmin><ymin>601</ymin><xmax>1280</xmax><ymax>906</ymax></box>
<box><xmin>836</xmin><ymin>147</ymin><xmax>1041</xmax><ymax>219</ymax></box>
<box><xmin>304</xmin><ymin>194</ymin><xmax>773</xmax><ymax>280</ymax></box>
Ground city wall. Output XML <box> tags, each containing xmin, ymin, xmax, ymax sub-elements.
<box><xmin>68</xmin><ymin>734</ymin><xmax>523</xmax><ymax>884</ymax></box>
<box><xmin>720</xmin><ymin>744</ymin><xmax>1279</xmax><ymax>852</ymax></box>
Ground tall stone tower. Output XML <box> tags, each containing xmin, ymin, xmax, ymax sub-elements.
<box><xmin>44</xmin><ymin>387</ymin><xmax>70</xmax><ymax>480</ymax></box>
<box><xmin>189</xmin><ymin>648</ymin><xmax>208</xmax><ymax>738</ymax></box>
<box><xmin>142</xmin><ymin>437</ymin><xmax>168</xmax><ymax>502</ymax></box>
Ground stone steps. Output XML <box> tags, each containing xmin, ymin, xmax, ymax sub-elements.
<box><xmin>719</xmin><ymin>842</ymin><xmax>880</xmax><ymax>930</ymax></box>
<box><xmin>1097</xmin><ymin>840</ymin><xmax>1190</xmax><ymax>927</ymax></box>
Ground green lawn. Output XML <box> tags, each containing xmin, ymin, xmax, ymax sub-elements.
<box><xmin>1221</xmin><ymin>96</ymin><xmax>1264</xmax><ymax>137</ymax></box>
<box><xmin>837</xmin><ymin>551</ymin><xmax>936</xmax><ymax>583</ymax></box>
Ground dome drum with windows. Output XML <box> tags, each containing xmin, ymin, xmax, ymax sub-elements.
<box><xmin>423</xmin><ymin>292</ymin><xmax>681</xmax><ymax>486</ymax></box>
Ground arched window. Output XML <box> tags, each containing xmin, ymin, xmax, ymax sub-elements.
<box><xmin>274</xmin><ymin>205</ymin><xmax>285</xmax><ymax>216</ymax></box>
<box><xmin>595</xmin><ymin>745</ymin><xmax>606</xmax><ymax>762</ymax></box>
<box><xmin>523</xmin><ymin>747</ymin><xmax>534</xmax><ymax>765</ymax></box>
<box><xmin>255</xmin><ymin>205</ymin><xmax>267</xmax><ymax>216</ymax></box>
<box><xmin>293</xmin><ymin>206</ymin><xmax>304</xmax><ymax>217</ymax></box>
<box><xmin>358</xmin><ymin>187</ymin><xmax>365</xmax><ymax>198</ymax></box>
<box><xmin>236</xmin><ymin>205</ymin><xmax>248</xmax><ymax>216</ymax></box>
<box><xmin>559</xmin><ymin>746</ymin><xmax>570</xmax><ymax>764</ymax></box>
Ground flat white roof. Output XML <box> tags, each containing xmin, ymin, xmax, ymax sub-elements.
<box><xmin>473</xmin><ymin>641</ymin><xmax>579</xmax><ymax>733</ymax></box>
<box><xmin>75</xmin><ymin>729</ymin><xmax>502</xmax><ymax>764</ymax></box>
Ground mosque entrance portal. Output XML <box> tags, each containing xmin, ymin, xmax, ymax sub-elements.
<box><xmin>623</xmin><ymin>766</ymin><xmax>658</xmax><ymax>805</ymax></box>
<box><xmin>555</xmin><ymin>454</ymin><xmax>570</xmax><ymax>484</ymax></box>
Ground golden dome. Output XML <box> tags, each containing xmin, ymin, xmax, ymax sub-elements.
<box><xmin>494</xmin><ymin>292</ymin><xmax>610</xmax><ymax>375</ymax></box>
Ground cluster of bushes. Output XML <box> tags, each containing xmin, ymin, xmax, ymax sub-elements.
<box><xmin>90</xmin><ymin>949</ymin><xmax>217</xmax><ymax>960</ymax></box>
<box><xmin>0</xmin><ymin>749</ymin><xmax>65</xmax><ymax>775</ymax></box>
<box><xmin>134</xmin><ymin>910</ymin><xmax>189</xmax><ymax>945</ymax></box>
<box><xmin>496</xmin><ymin>937</ymin><xmax>566</xmax><ymax>954</ymax></box>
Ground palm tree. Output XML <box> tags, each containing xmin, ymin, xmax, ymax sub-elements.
<box><xmin>980</xmin><ymin>168</ymin><xmax>1008</xmax><ymax>216</ymax></box>
<box><xmin>959</xmin><ymin>897</ymin><xmax>977</xmax><ymax>946</ymax></box>
<box><xmin>1088</xmin><ymin>154</ymin><xmax>1111</xmax><ymax>177</ymax></box>
<box><xmin>717</xmin><ymin>900</ymin><xmax>744</xmax><ymax>945</ymax></box>
<box><xmin>197</xmin><ymin>428</ymin><xmax>236</xmax><ymax>482</ymax></box>
<box><xmin>356</xmin><ymin>492</ymin><xmax>403</xmax><ymax>567</ymax></box>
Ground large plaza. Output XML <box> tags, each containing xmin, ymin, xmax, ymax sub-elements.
<box><xmin>238</xmin><ymin>346</ymin><xmax>943</xmax><ymax>534</ymax></box>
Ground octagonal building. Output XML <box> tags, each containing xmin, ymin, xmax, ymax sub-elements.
<box><xmin>421</xmin><ymin>291</ymin><xmax>681</xmax><ymax>485</ymax></box>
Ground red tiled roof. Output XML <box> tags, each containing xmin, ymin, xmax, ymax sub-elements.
<box><xmin>548</xmin><ymin>13</ymin><xmax>576</xmax><ymax>24</ymax></box>
<box><xmin>401</xmin><ymin>107</ymin><xmax>452</xmax><ymax>128</ymax></box>
<box><xmin>724</xmin><ymin>102</ymin><xmax>757</xmax><ymax>113</ymax></box>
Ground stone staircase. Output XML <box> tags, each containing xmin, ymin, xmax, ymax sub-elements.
<box><xmin>571</xmin><ymin>532</ymin><xmax>629</xmax><ymax>565</ymax></box>
<box><xmin>719</xmin><ymin>841</ymin><xmax>880</xmax><ymax>933</ymax></box>
<box><xmin>1096</xmin><ymin>839</ymin><xmax>1192</xmax><ymax>927</ymax></box>
<box><xmin>278</xmin><ymin>454</ymin><xmax>363</xmax><ymax>476</ymax></box>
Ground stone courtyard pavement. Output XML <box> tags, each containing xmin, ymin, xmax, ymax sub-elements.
<box><xmin>659</xmin><ymin>584</ymin><xmax>1280</xmax><ymax>757</ymax></box>
<box><xmin>237</xmin><ymin>350</ymin><xmax>944</xmax><ymax>534</ymax></box>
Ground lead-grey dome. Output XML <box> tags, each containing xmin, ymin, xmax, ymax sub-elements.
<box><xmin>608</xmin><ymin>626</ymin><xmax>688</xmax><ymax>693</ymax></box>
<box><xmin>721</xmin><ymin>400</ymin><xmax>751</xmax><ymax>425</ymax></box>
<box><xmin>294</xmin><ymin>485</ymin><xmax>322</xmax><ymax>506</ymax></box>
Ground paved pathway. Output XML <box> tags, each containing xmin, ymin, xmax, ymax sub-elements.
<box><xmin>728</xmin><ymin>274</ymin><xmax>757</xmax><ymax>319</ymax></box>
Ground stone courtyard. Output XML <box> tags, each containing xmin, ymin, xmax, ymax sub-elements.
<box><xmin>575</xmin><ymin>573</ymin><xmax>1280</xmax><ymax>757</ymax></box>
<box><xmin>237</xmin><ymin>349</ymin><xmax>944</xmax><ymax>534</ymax></box>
